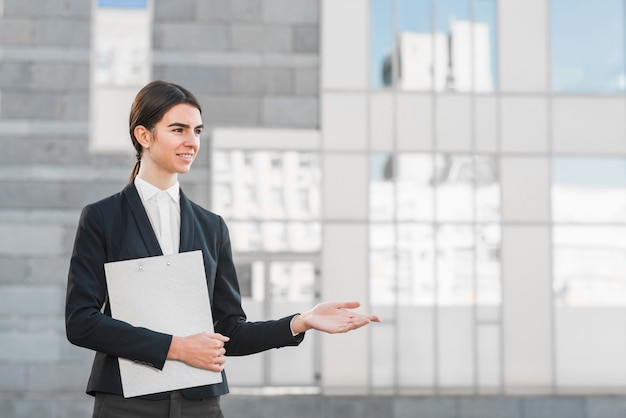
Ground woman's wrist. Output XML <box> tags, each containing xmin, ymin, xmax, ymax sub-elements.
<box><xmin>167</xmin><ymin>335</ymin><xmax>182</xmax><ymax>360</ymax></box>
<box><xmin>290</xmin><ymin>312</ymin><xmax>311</xmax><ymax>335</ymax></box>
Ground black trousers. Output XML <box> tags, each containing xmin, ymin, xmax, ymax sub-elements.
<box><xmin>92</xmin><ymin>391</ymin><xmax>224</xmax><ymax>418</ymax></box>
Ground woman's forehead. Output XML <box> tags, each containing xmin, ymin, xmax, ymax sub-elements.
<box><xmin>161</xmin><ymin>103</ymin><xmax>202</xmax><ymax>125</ymax></box>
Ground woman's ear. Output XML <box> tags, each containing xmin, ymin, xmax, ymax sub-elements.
<box><xmin>134</xmin><ymin>125</ymin><xmax>151</xmax><ymax>149</ymax></box>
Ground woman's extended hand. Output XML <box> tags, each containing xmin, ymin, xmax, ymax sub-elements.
<box><xmin>167</xmin><ymin>332</ymin><xmax>230</xmax><ymax>372</ymax></box>
<box><xmin>291</xmin><ymin>301</ymin><xmax>381</xmax><ymax>335</ymax></box>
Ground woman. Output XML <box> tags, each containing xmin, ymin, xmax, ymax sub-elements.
<box><xmin>65</xmin><ymin>80</ymin><xmax>379</xmax><ymax>418</ymax></box>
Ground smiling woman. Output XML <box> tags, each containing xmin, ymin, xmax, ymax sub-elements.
<box><xmin>127</xmin><ymin>81</ymin><xmax>202</xmax><ymax>185</ymax></box>
<box><xmin>133</xmin><ymin>103</ymin><xmax>203</xmax><ymax>188</ymax></box>
<box><xmin>65</xmin><ymin>80</ymin><xmax>380</xmax><ymax>418</ymax></box>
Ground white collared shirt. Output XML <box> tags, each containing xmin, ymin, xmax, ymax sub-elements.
<box><xmin>134</xmin><ymin>177</ymin><xmax>181</xmax><ymax>255</ymax></box>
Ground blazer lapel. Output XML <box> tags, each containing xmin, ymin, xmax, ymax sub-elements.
<box><xmin>122</xmin><ymin>182</ymin><xmax>163</xmax><ymax>256</ymax></box>
<box><xmin>179</xmin><ymin>188</ymin><xmax>195</xmax><ymax>252</ymax></box>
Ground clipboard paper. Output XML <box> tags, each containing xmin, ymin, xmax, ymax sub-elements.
<box><xmin>104</xmin><ymin>250</ymin><xmax>223</xmax><ymax>397</ymax></box>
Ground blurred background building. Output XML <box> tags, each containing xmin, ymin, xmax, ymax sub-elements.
<box><xmin>1</xmin><ymin>0</ymin><xmax>626</xmax><ymax>417</ymax></box>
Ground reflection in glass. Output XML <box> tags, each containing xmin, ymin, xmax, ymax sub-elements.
<box><xmin>474</xmin><ymin>0</ymin><xmax>497</xmax><ymax>91</ymax></box>
<box><xmin>270</xmin><ymin>262</ymin><xmax>315</xmax><ymax>303</ymax></box>
<box><xmin>397</xmin><ymin>154</ymin><xmax>434</xmax><ymax>221</ymax></box>
<box><xmin>230</xmin><ymin>222</ymin><xmax>263</xmax><ymax>252</ymax></box>
<box><xmin>212</xmin><ymin>150</ymin><xmax>320</xmax><ymax>221</ymax></box>
<box><xmin>477</xmin><ymin>324</ymin><xmax>500</xmax><ymax>388</ymax></box>
<box><xmin>226</xmin><ymin>260</ymin><xmax>265</xmax><ymax>385</ymax></box>
<box><xmin>435</xmin><ymin>0</ymin><xmax>471</xmax><ymax>91</ymax></box>
<box><xmin>212</xmin><ymin>150</ymin><xmax>321</xmax><ymax>253</ymax></box>
<box><xmin>476</xmin><ymin>224</ymin><xmax>500</xmax><ymax>305</ymax></box>
<box><xmin>554</xmin><ymin>226</ymin><xmax>626</xmax><ymax>306</ymax></box>
<box><xmin>437</xmin><ymin>224</ymin><xmax>474</xmax><ymax>305</ymax></box>
<box><xmin>261</xmin><ymin>222</ymin><xmax>289</xmax><ymax>252</ymax></box>
<box><xmin>94</xmin><ymin>0</ymin><xmax>150</xmax><ymax>87</ymax></box>
<box><xmin>475</xmin><ymin>154</ymin><xmax>500</xmax><ymax>222</ymax></box>
<box><xmin>396</xmin><ymin>0</ymin><xmax>434</xmax><ymax>90</ymax></box>
<box><xmin>228</xmin><ymin>222</ymin><xmax>320</xmax><ymax>253</ymax></box>
<box><xmin>370</xmin><ymin>0</ymin><xmax>394</xmax><ymax>88</ymax></box>
<box><xmin>398</xmin><ymin>224</ymin><xmax>435</xmax><ymax>305</ymax></box>
<box><xmin>551</xmin><ymin>0</ymin><xmax>625</xmax><ymax>93</ymax></box>
<box><xmin>269</xmin><ymin>261</ymin><xmax>317</xmax><ymax>385</ymax></box>
<box><xmin>286</xmin><ymin>222</ymin><xmax>322</xmax><ymax>252</ymax></box>
<box><xmin>553</xmin><ymin>157</ymin><xmax>626</xmax><ymax>223</ymax></box>
<box><xmin>371</xmin><ymin>323</ymin><xmax>396</xmax><ymax>387</ymax></box>
<box><xmin>370</xmin><ymin>224</ymin><xmax>396</xmax><ymax>306</ymax></box>
<box><xmin>435</xmin><ymin>154</ymin><xmax>474</xmax><ymax>222</ymax></box>
<box><xmin>235</xmin><ymin>261</ymin><xmax>265</xmax><ymax>302</ymax></box>
<box><xmin>371</xmin><ymin>0</ymin><xmax>496</xmax><ymax>91</ymax></box>
<box><xmin>370</xmin><ymin>154</ymin><xmax>395</xmax><ymax>220</ymax></box>
<box><xmin>369</xmin><ymin>153</ymin><xmax>502</xmax><ymax>307</ymax></box>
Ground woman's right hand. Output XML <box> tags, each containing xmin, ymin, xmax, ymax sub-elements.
<box><xmin>167</xmin><ymin>332</ymin><xmax>230</xmax><ymax>372</ymax></box>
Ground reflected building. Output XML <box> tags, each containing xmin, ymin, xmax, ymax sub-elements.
<box><xmin>393</xmin><ymin>20</ymin><xmax>494</xmax><ymax>92</ymax></box>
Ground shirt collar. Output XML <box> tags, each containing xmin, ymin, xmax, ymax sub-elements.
<box><xmin>135</xmin><ymin>176</ymin><xmax>180</xmax><ymax>203</ymax></box>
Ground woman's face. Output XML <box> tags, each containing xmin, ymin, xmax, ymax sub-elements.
<box><xmin>141</xmin><ymin>103</ymin><xmax>203</xmax><ymax>179</ymax></box>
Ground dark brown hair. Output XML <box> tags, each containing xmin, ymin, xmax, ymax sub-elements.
<box><xmin>128</xmin><ymin>80</ymin><xmax>202</xmax><ymax>182</ymax></box>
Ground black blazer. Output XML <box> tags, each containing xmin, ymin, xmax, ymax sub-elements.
<box><xmin>65</xmin><ymin>182</ymin><xmax>303</xmax><ymax>400</ymax></box>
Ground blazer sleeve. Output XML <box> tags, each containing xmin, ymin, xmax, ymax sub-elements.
<box><xmin>211</xmin><ymin>216</ymin><xmax>304</xmax><ymax>356</ymax></box>
<box><xmin>65</xmin><ymin>203</ymin><xmax>172</xmax><ymax>370</ymax></box>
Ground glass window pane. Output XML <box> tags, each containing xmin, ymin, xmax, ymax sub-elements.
<box><xmin>396</xmin><ymin>0</ymin><xmax>433</xmax><ymax>91</ymax></box>
<box><xmin>371</xmin><ymin>323</ymin><xmax>396</xmax><ymax>387</ymax></box>
<box><xmin>475</xmin><ymin>154</ymin><xmax>500</xmax><ymax>222</ymax></box>
<box><xmin>269</xmin><ymin>261</ymin><xmax>317</xmax><ymax>385</ymax></box>
<box><xmin>212</xmin><ymin>151</ymin><xmax>320</xmax><ymax>222</ymax></box>
<box><xmin>554</xmin><ymin>226</ymin><xmax>626</xmax><ymax>306</ymax></box>
<box><xmin>477</xmin><ymin>324</ymin><xmax>500</xmax><ymax>388</ymax></box>
<box><xmin>556</xmin><ymin>308</ymin><xmax>626</xmax><ymax>386</ymax></box>
<box><xmin>476</xmin><ymin>224</ymin><xmax>501</xmax><ymax>305</ymax></box>
<box><xmin>371</xmin><ymin>0</ymin><xmax>495</xmax><ymax>92</ymax></box>
<box><xmin>435</xmin><ymin>154</ymin><xmax>474</xmax><ymax>222</ymax></box>
<box><xmin>398</xmin><ymin>307</ymin><xmax>435</xmax><ymax>386</ymax></box>
<box><xmin>437</xmin><ymin>224</ymin><xmax>475</xmax><ymax>305</ymax></box>
<box><xmin>552</xmin><ymin>157</ymin><xmax>626</xmax><ymax>223</ymax></box>
<box><xmin>551</xmin><ymin>0</ymin><xmax>625</xmax><ymax>93</ymax></box>
<box><xmin>398</xmin><ymin>0</ymin><xmax>431</xmax><ymax>32</ymax></box>
<box><xmin>398</xmin><ymin>224</ymin><xmax>435</xmax><ymax>305</ymax></box>
<box><xmin>370</xmin><ymin>224</ymin><xmax>396</xmax><ymax>306</ymax></box>
<box><xmin>226</xmin><ymin>260</ymin><xmax>265</xmax><ymax>385</ymax></box>
<box><xmin>90</xmin><ymin>0</ymin><xmax>152</xmax><ymax>152</ymax></box>
<box><xmin>370</xmin><ymin>154</ymin><xmax>395</xmax><ymax>220</ymax></box>
<box><xmin>397</xmin><ymin>154</ymin><xmax>434</xmax><ymax>221</ymax></box>
<box><xmin>371</xmin><ymin>0</ymin><xmax>394</xmax><ymax>88</ymax></box>
<box><xmin>438</xmin><ymin>307</ymin><xmax>474</xmax><ymax>386</ymax></box>
<box><xmin>261</xmin><ymin>222</ymin><xmax>288</xmax><ymax>251</ymax></box>
<box><xmin>436</xmin><ymin>0</ymin><xmax>471</xmax><ymax>91</ymax></box>
<box><xmin>286</xmin><ymin>222</ymin><xmax>321</xmax><ymax>252</ymax></box>
<box><xmin>474</xmin><ymin>0</ymin><xmax>497</xmax><ymax>92</ymax></box>
<box><xmin>94</xmin><ymin>2</ymin><xmax>150</xmax><ymax>87</ymax></box>
<box><xmin>269</xmin><ymin>262</ymin><xmax>315</xmax><ymax>305</ymax></box>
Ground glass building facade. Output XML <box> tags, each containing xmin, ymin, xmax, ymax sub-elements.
<box><xmin>318</xmin><ymin>0</ymin><xmax>626</xmax><ymax>394</ymax></box>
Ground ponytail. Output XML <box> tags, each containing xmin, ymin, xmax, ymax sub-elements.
<box><xmin>128</xmin><ymin>159</ymin><xmax>141</xmax><ymax>183</ymax></box>
<box><xmin>127</xmin><ymin>145</ymin><xmax>143</xmax><ymax>184</ymax></box>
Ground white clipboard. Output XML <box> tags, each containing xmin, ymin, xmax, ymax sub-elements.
<box><xmin>104</xmin><ymin>250</ymin><xmax>223</xmax><ymax>398</ymax></box>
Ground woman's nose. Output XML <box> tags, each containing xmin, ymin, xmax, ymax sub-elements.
<box><xmin>184</xmin><ymin>132</ymin><xmax>200</xmax><ymax>146</ymax></box>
